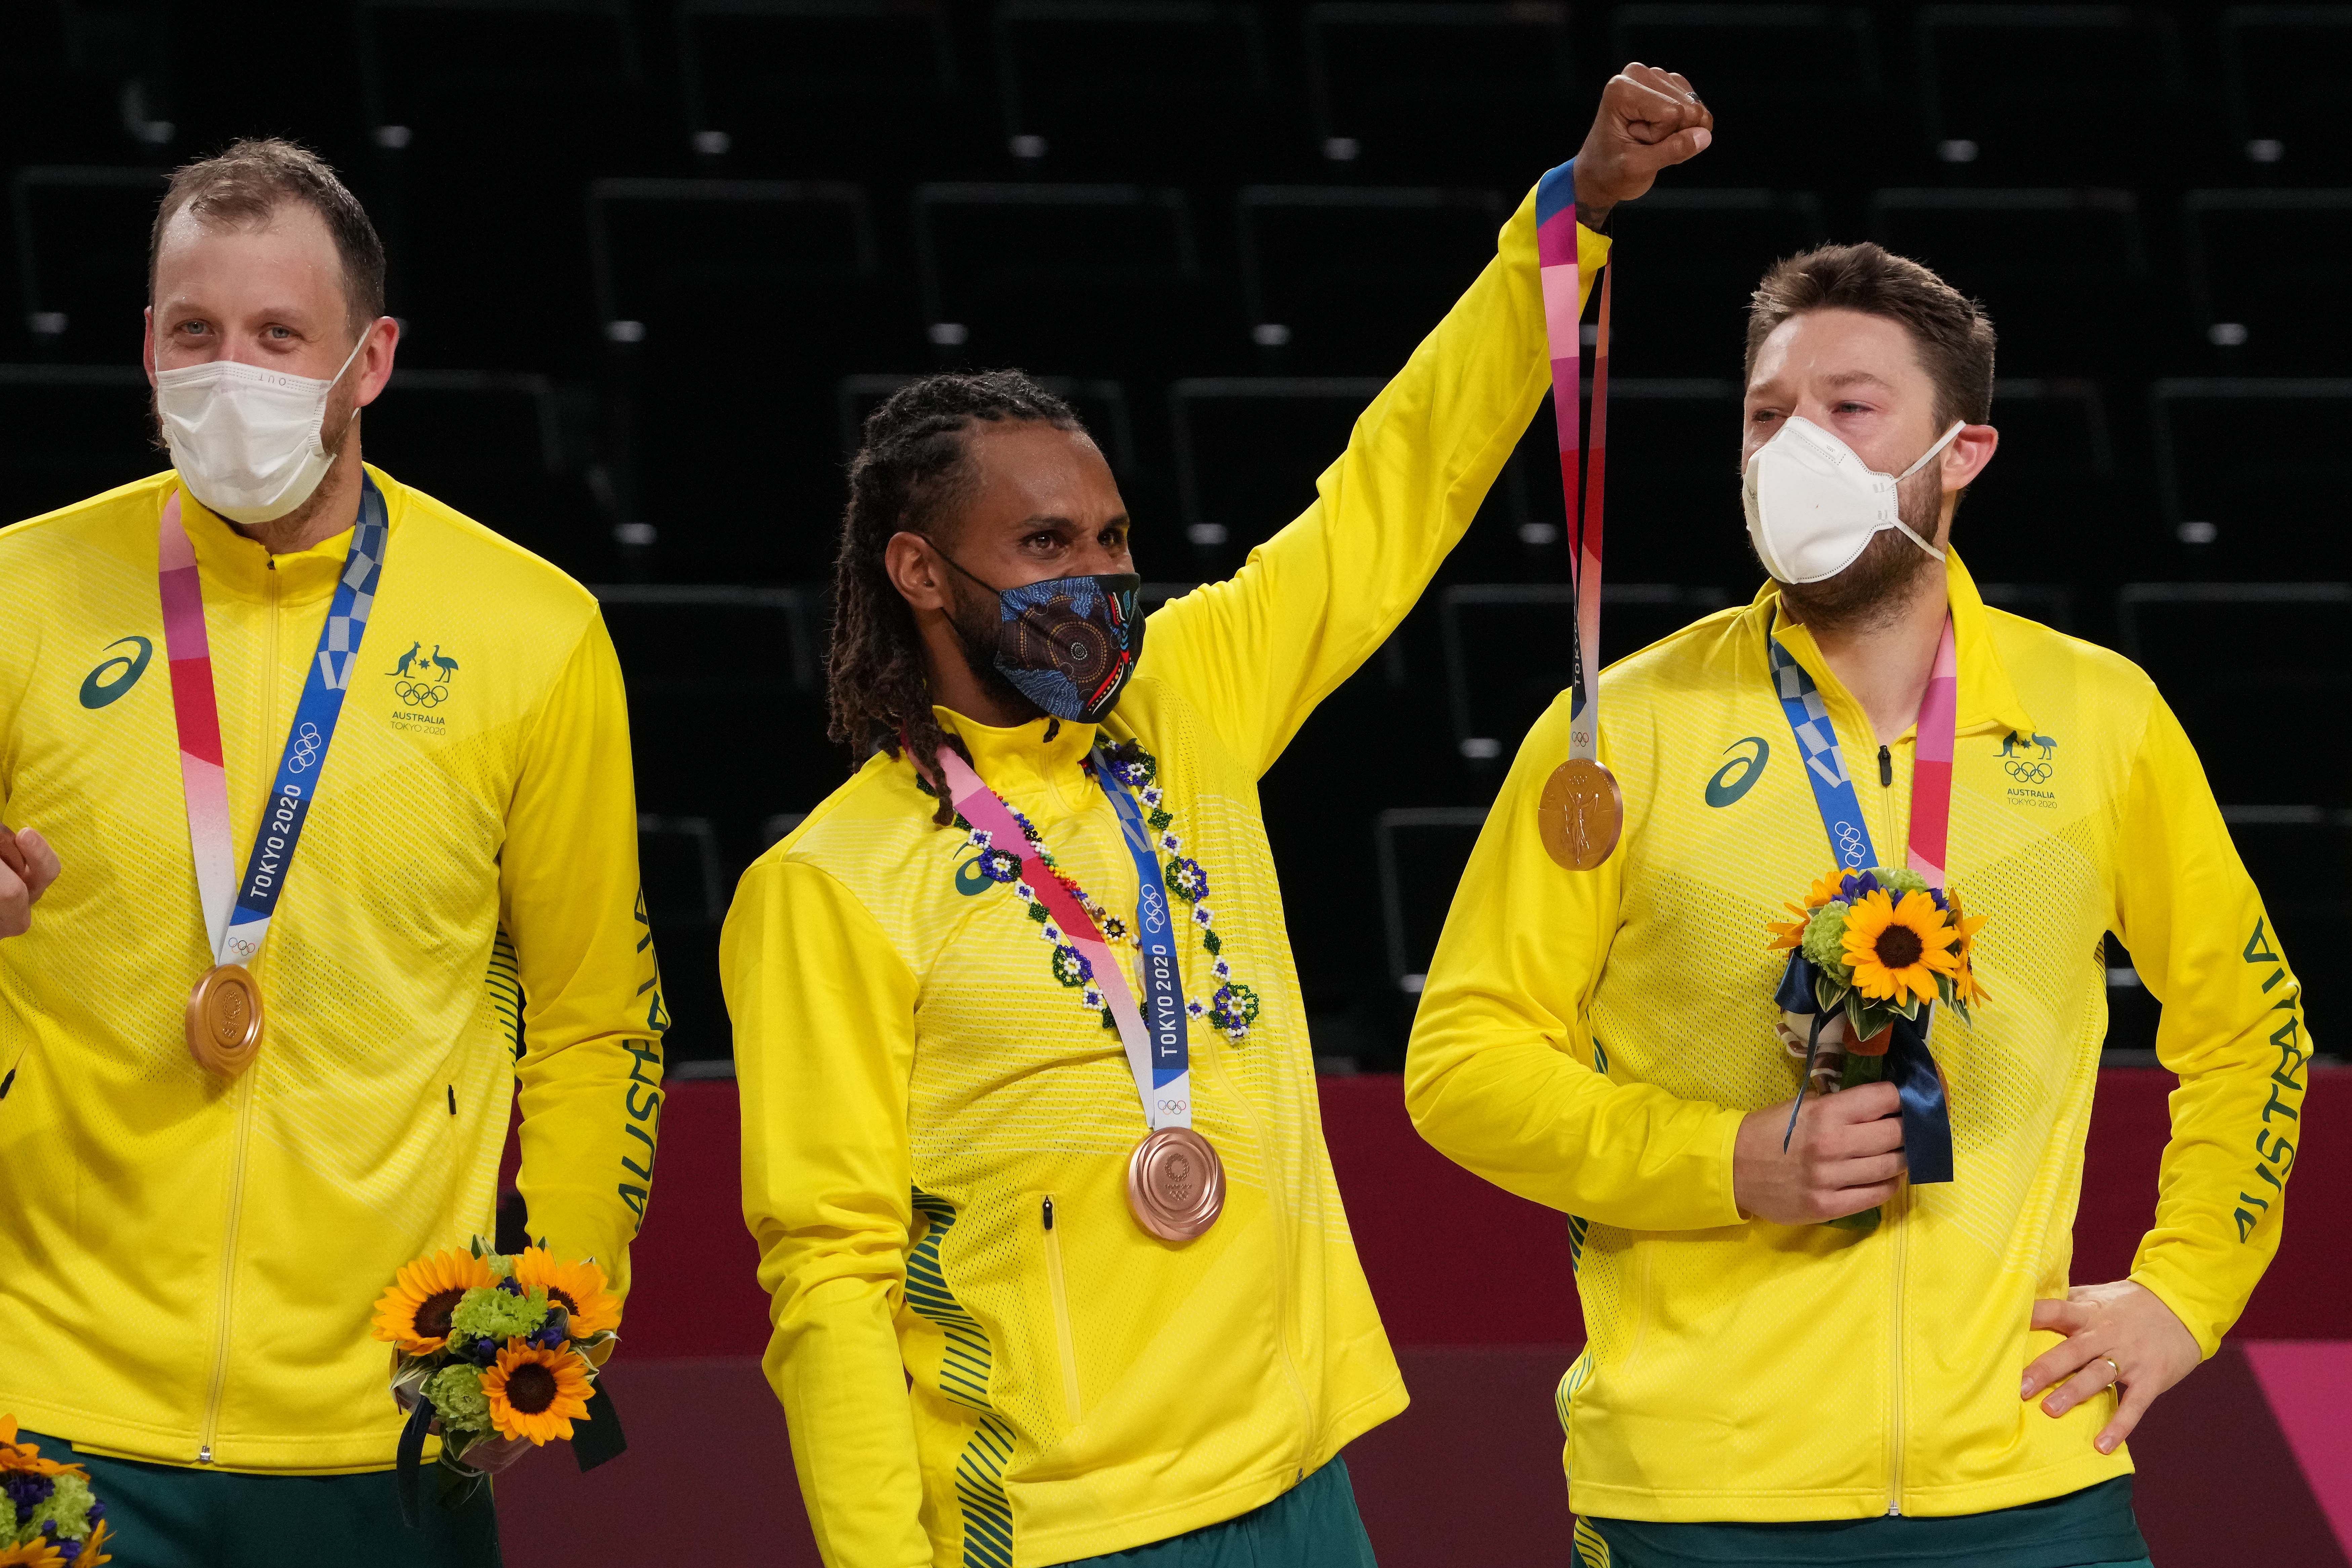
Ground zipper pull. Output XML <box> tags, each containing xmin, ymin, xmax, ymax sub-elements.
<box><xmin>1878</xmin><ymin>745</ymin><xmax>1893</xmax><ymax>788</ymax></box>
<box><xmin>1042</xmin><ymin>1197</ymin><xmax>1055</xmax><ymax>1230</ymax></box>
<box><xmin>197</xmin><ymin>1444</ymin><xmax>212</xmax><ymax>1464</ymax></box>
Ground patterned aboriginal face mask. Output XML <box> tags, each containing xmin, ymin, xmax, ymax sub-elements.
<box><xmin>936</xmin><ymin>551</ymin><xmax>1144</xmax><ymax>723</ymax></box>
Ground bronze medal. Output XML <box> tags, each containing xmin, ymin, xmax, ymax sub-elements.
<box><xmin>1539</xmin><ymin>757</ymin><xmax>1623</xmax><ymax>870</ymax></box>
<box><xmin>186</xmin><ymin>963</ymin><xmax>263</xmax><ymax>1077</ymax></box>
<box><xmin>1125</xmin><ymin>1126</ymin><xmax>1225</xmax><ymax>1243</ymax></box>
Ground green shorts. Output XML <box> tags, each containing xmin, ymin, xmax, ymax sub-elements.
<box><xmin>1054</xmin><ymin>1456</ymin><xmax>1378</xmax><ymax>1568</ymax></box>
<box><xmin>17</xmin><ymin>1430</ymin><xmax>500</xmax><ymax>1568</ymax></box>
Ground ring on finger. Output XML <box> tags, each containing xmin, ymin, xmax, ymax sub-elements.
<box><xmin>2098</xmin><ymin>1356</ymin><xmax>2121</xmax><ymax>1387</ymax></box>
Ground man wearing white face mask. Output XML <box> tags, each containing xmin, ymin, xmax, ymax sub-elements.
<box><xmin>1408</xmin><ymin>243</ymin><xmax>2306</xmax><ymax>1567</ymax></box>
<box><xmin>0</xmin><ymin>139</ymin><xmax>667</xmax><ymax>1565</ymax></box>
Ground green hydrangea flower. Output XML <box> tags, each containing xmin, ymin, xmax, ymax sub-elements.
<box><xmin>0</xmin><ymin>1492</ymin><xmax>17</xmax><ymax>1544</ymax></box>
<box><xmin>449</xmin><ymin>1283</ymin><xmax>547</xmax><ymax>1343</ymax></box>
<box><xmin>1877</xmin><ymin>866</ymin><xmax>1930</xmax><ymax>897</ymax></box>
<box><xmin>1801</xmin><ymin>901</ymin><xmax>1853</xmax><ymax>972</ymax></box>
<box><xmin>26</xmin><ymin>1469</ymin><xmax>95</xmax><ymax>1541</ymax></box>
<box><xmin>428</xmin><ymin>1363</ymin><xmax>495</xmax><ymax>1435</ymax></box>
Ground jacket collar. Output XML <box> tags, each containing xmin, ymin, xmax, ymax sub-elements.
<box><xmin>931</xmin><ymin>704</ymin><xmax>1101</xmax><ymax>813</ymax></box>
<box><xmin>1744</xmin><ymin>546</ymin><xmax>2037</xmax><ymax>743</ymax></box>
<box><xmin>170</xmin><ymin>464</ymin><xmax>400</xmax><ymax>608</ymax></box>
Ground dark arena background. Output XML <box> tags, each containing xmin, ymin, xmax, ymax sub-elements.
<box><xmin>2</xmin><ymin>1</ymin><xmax>2345</xmax><ymax>1562</ymax></box>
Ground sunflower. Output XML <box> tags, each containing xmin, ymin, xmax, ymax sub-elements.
<box><xmin>79</xmin><ymin>1520</ymin><xmax>112</xmax><ymax>1566</ymax></box>
<box><xmin>0</xmin><ymin>1539</ymin><xmax>65</xmax><ymax>1568</ymax></box>
<box><xmin>482</xmin><ymin>1343</ymin><xmax>594</xmax><ymax>1446</ymax></box>
<box><xmin>511</xmin><ymin>1248</ymin><xmax>620</xmax><ymax>1339</ymax></box>
<box><xmin>372</xmin><ymin>1249</ymin><xmax>495</xmax><ymax>1354</ymax></box>
<box><xmin>1765</xmin><ymin>901</ymin><xmax>1811</xmax><ymax>952</ymax></box>
<box><xmin>1947</xmin><ymin>888</ymin><xmax>1992</xmax><ymax>1004</ymax></box>
<box><xmin>1841</xmin><ymin>889</ymin><xmax>1959</xmax><ymax>1006</ymax></box>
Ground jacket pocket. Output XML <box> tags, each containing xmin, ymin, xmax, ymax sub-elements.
<box><xmin>1040</xmin><ymin>1195</ymin><xmax>1083</xmax><ymax>1426</ymax></box>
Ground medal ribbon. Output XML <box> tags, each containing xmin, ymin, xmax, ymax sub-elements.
<box><xmin>931</xmin><ymin>744</ymin><xmax>1190</xmax><ymax>1132</ymax></box>
<box><xmin>1535</xmin><ymin>161</ymin><xmax>1609</xmax><ymax>760</ymax></box>
<box><xmin>158</xmin><ymin>477</ymin><xmax>388</xmax><ymax>967</ymax></box>
<box><xmin>1765</xmin><ymin>616</ymin><xmax>1959</xmax><ymax>1184</ymax></box>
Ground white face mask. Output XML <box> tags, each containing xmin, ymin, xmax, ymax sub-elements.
<box><xmin>155</xmin><ymin>329</ymin><xmax>370</xmax><ymax>525</ymax></box>
<box><xmin>1742</xmin><ymin>415</ymin><xmax>1965</xmax><ymax>585</ymax></box>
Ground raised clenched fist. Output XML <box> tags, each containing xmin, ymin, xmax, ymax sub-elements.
<box><xmin>0</xmin><ymin>826</ymin><xmax>61</xmax><ymax>939</ymax></box>
<box><xmin>1574</xmin><ymin>63</ymin><xmax>1715</xmax><ymax>226</ymax></box>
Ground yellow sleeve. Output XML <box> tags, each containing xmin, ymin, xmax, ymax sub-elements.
<box><xmin>723</xmin><ymin>854</ymin><xmax>930</xmax><ymax>1568</ymax></box>
<box><xmin>1139</xmin><ymin>180</ymin><xmax>1609</xmax><ymax>776</ymax></box>
<box><xmin>498</xmin><ymin>613</ymin><xmax>666</xmax><ymax>1308</ymax></box>
<box><xmin>1405</xmin><ymin>697</ymin><xmax>1747</xmax><ymax>1230</ymax></box>
<box><xmin>2112</xmin><ymin>693</ymin><xmax>2311</xmax><ymax>1358</ymax></box>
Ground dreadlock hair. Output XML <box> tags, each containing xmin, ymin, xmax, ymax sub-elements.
<box><xmin>826</xmin><ymin>371</ymin><xmax>1083</xmax><ymax>824</ymax></box>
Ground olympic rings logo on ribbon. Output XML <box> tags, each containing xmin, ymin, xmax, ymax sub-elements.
<box><xmin>286</xmin><ymin>722</ymin><xmax>326</xmax><ymax>771</ymax></box>
<box><xmin>2004</xmin><ymin>760</ymin><xmax>2054</xmax><ymax>783</ymax></box>
<box><xmin>1833</xmin><ymin>820</ymin><xmax>1869</xmax><ymax>865</ymax></box>
<box><xmin>393</xmin><ymin>679</ymin><xmax>449</xmax><ymax>709</ymax></box>
<box><xmin>1157</xmin><ymin>1097</ymin><xmax>1189</xmax><ymax>1116</ymax></box>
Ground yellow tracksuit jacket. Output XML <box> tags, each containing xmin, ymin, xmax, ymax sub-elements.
<box><xmin>722</xmin><ymin>185</ymin><xmax>1607</xmax><ymax>1568</ymax></box>
<box><xmin>0</xmin><ymin>466</ymin><xmax>665</xmax><ymax>1471</ymax></box>
<box><xmin>1407</xmin><ymin>553</ymin><xmax>2310</xmax><ymax>1522</ymax></box>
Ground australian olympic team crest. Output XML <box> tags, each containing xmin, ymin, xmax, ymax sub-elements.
<box><xmin>2000</xmin><ymin>730</ymin><xmax>2060</xmax><ymax>809</ymax></box>
<box><xmin>387</xmin><ymin>641</ymin><xmax>461</xmax><ymax>709</ymax></box>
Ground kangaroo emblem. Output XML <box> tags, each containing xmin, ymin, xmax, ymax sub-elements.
<box><xmin>388</xmin><ymin>641</ymin><xmax>422</xmax><ymax>677</ymax></box>
<box><xmin>428</xmin><ymin>646</ymin><xmax>460</xmax><ymax>681</ymax></box>
<box><xmin>1999</xmin><ymin>732</ymin><xmax>2058</xmax><ymax>760</ymax></box>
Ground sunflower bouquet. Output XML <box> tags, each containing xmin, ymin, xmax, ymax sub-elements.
<box><xmin>372</xmin><ymin>1239</ymin><xmax>623</xmax><ymax>1515</ymax></box>
<box><xmin>1765</xmin><ymin>867</ymin><xmax>1985</xmax><ymax>1227</ymax></box>
<box><xmin>0</xmin><ymin>1417</ymin><xmax>111</xmax><ymax>1566</ymax></box>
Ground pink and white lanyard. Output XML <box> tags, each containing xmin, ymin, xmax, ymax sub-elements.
<box><xmin>1535</xmin><ymin>160</ymin><xmax>1610</xmax><ymax>759</ymax></box>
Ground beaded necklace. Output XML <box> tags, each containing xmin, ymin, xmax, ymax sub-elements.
<box><xmin>947</xmin><ymin>741</ymin><xmax>1261</xmax><ymax>1041</ymax></box>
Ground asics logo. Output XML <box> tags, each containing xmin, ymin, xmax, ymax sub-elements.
<box><xmin>79</xmin><ymin>636</ymin><xmax>153</xmax><ymax>710</ymax></box>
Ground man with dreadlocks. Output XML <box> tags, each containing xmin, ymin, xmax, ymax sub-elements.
<box><xmin>722</xmin><ymin>66</ymin><xmax>1712</xmax><ymax>1568</ymax></box>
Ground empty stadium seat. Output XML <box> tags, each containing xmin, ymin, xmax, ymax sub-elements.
<box><xmin>9</xmin><ymin>166</ymin><xmax>164</xmax><ymax>365</ymax></box>
<box><xmin>1372</xmin><ymin>805</ymin><xmax>1488</xmax><ymax>993</ymax></box>
<box><xmin>1959</xmin><ymin>378</ymin><xmax>2126</xmax><ymax>579</ymax></box>
<box><xmin>1604</xmin><ymin>190</ymin><xmax>1830</xmax><ymax>376</ymax></box>
<box><xmin>358</xmin><ymin>0</ymin><xmax>655</xmax><ymax>377</ymax></box>
<box><xmin>2219</xmin><ymin>806</ymin><xmax>2350</xmax><ymax>999</ymax></box>
<box><xmin>1302</xmin><ymin>2</ymin><xmax>1575</xmax><ymax>182</ymax></box>
<box><xmin>2149</xmin><ymin>380</ymin><xmax>2352</xmax><ymax>574</ymax></box>
<box><xmin>1441</xmin><ymin>582</ymin><xmax>1735</xmax><ymax>759</ymax></box>
<box><xmin>1610</xmin><ymin>5</ymin><xmax>1888</xmax><ymax>184</ymax></box>
<box><xmin>1913</xmin><ymin>5</ymin><xmax>2187</xmax><ymax>181</ymax></box>
<box><xmin>992</xmin><ymin>1</ymin><xmax>1280</xmax><ymax>177</ymax></box>
<box><xmin>2220</xmin><ymin>5</ymin><xmax>2352</xmax><ymax>172</ymax></box>
<box><xmin>2183</xmin><ymin>191</ymin><xmax>2352</xmax><ymax>374</ymax></box>
<box><xmin>637</xmin><ymin>813</ymin><xmax>726</xmax><ymax>1059</ymax></box>
<box><xmin>1237</xmin><ymin>186</ymin><xmax>1507</xmax><ymax>375</ymax></box>
<box><xmin>597</xmin><ymin>586</ymin><xmax>835</xmax><ymax>877</ymax></box>
<box><xmin>675</xmin><ymin>0</ymin><xmax>970</xmax><ymax>173</ymax></box>
<box><xmin>1510</xmin><ymin>377</ymin><xmax>1750</xmax><ymax>588</ymax></box>
<box><xmin>1869</xmin><ymin>189</ymin><xmax>2152</xmax><ymax>376</ymax></box>
<box><xmin>1170</xmin><ymin>376</ymin><xmax>1381</xmax><ymax>549</ymax></box>
<box><xmin>913</xmin><ymin>183</ymin><xmax>1225</xmax><ymax>377</ymax></box>
<box><xmin>587</xmin><ymin>178</ymin><xmax>913</xmax><ymax>579</ymax></box>
<box><xmin>0</xmin><ymin>363</ymin><xmax>156</xmax><ymax>521</ymax></box>
<box><xmin>2115</xmin><ymin>582</ymin><xmax>2351</xmax><ymax>805</ymax></box>
<box><xmin>364</xmin><ymin>369</ymin><xmax>604</xmax><ymax>575</ymax></box>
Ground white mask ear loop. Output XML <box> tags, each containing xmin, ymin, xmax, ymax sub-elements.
<box><xmin>319</xmin><ymin>325</ymin><xmax>374</xmax><ymax>448</ymax></box>
<box><xmin>1888</xmin><ymin>419</ymin><xmax>1967</xmax><ymax>561</ymax></box>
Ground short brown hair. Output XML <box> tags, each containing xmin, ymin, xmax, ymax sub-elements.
<box><xmin>149</xmin><ymin>139</ymin><xmax>387</xmax><ymax>333</ymax></box>
<box><xmin>1745</xmin><ymin>243</ymin><xmax>1995</xmax><ymax>430</ymax></box>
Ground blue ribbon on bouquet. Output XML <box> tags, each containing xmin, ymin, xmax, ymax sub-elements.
<box><xmin>1774</xmin><ymin>950</ymin><xmax>1954</xmax><ymax>1186</ymax></box>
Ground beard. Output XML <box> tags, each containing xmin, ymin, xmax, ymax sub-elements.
<box><xmin>941</xmin><ymin>575</ymin><xmax>1042</xmax><ymax>719</ymax></box>
<box><xmin>1768</xmin><ymin>465</ymin><xmax>1947</xmax><ymax>636</ymax></box>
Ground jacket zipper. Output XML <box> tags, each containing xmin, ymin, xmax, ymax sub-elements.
<box><xmin>1879</xmin><ymin>735</ymin><xmax>1906</xmax><ymax>1514</ymax></box>
<box><xmin>1887</xmin><ymin>1181</ymin><xmax>1909</xmax><ymax>1513</ymax></box>
<box><xmin>197</xmin><ymin>560</ymin><xmax>276</xmax><ymax>1463</ymax></box>
<box><xmin>1041</xmin><ymin>1196</ymin><xmax>1083</xmax><ymax>1426</ymax></box>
